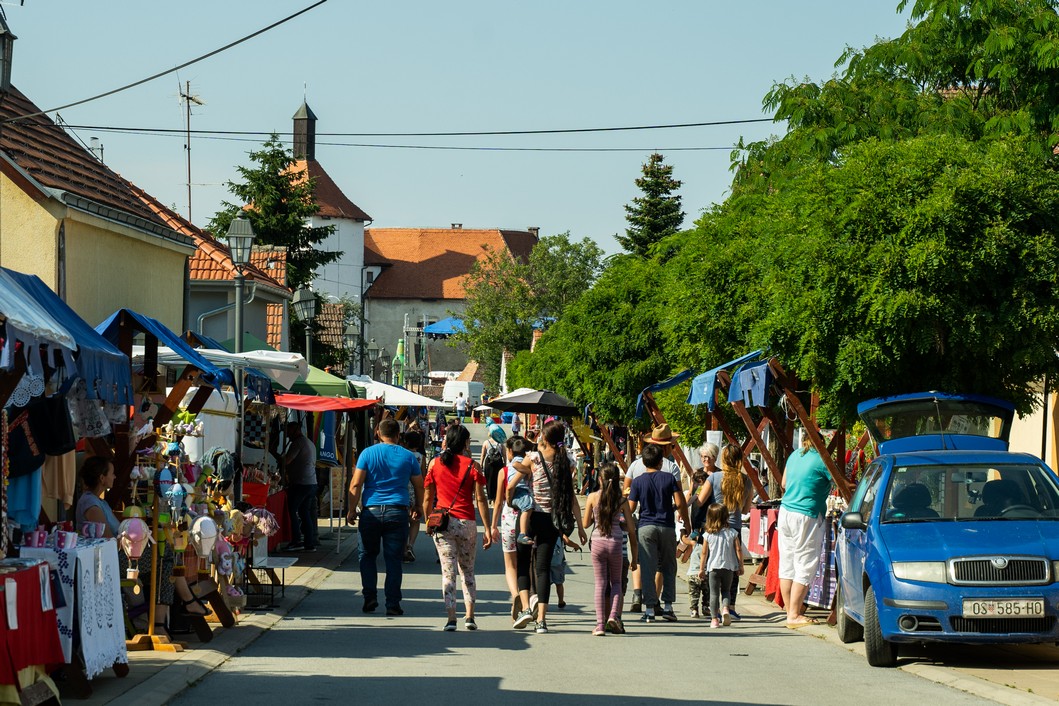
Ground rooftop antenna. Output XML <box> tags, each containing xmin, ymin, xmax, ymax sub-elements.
<box><xmin>179</xmin><ymin>80</ymin><xmax>205</xmax><ymax>222</ymax></box>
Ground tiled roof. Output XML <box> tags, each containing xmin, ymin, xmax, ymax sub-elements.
<box><xmin>364</xmin><ymin>227</ymin><xmax>539</xmax><ymax>300</ymax></box>
<box><xmin>250</xmin><ymin>247</ymin><xmax>287</xmax><ymax>287</ymax></box>
<box><xmin>316</xmin><ymin>301</ymin><xmax>344</xmax><ymax>350</ymax></box>
<box><xmin>266</xmin><ymin>302</ymin><xmax>285</xmax><ymax>351</ymax></box>
<box><xmin>129</xmin><ymin>186</ymin><xmax>288</xmax><ymax>292</ymax></box>
<box><xmin>0</xmin><ymin>86</ymin><xmax>188</xmax><ymax>245</ymax></box>
<box><xmin>456</xmin><ymin>360</ymin><xmax>483</xmax><ymax>382</ymax></box>
<box><xmin>289</xmin><ymin>159</ymin><xmax>372</xmax><ymax>221</ymax></box>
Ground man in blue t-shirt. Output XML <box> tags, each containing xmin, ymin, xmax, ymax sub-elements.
<box><xmin>628</xmin><ymin>443</ymin><xmax>691</xmax><ymax>623</ymax></box>
<box><xmin>347</xmin><ymin>418</ymin><xmax>424</xmax><ymax>615</ymax></box>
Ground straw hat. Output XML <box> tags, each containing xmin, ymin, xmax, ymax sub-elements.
<box><xmin>645</xmin><ymin>423</ymin><xmax>679</xmax><ymax>445</ymax></box>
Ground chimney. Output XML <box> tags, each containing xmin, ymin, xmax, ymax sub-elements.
<box><xmin>528</xmin><ymin>227</ymin><xmax>540</xmax><ymax>238</ymax></box>
<box><xmin>292</xmin><ymin>102</ymin><xmax>318</xmax><ymax>160</ymax></box>
<box><xmin>451</xmin><ymin>223</ymin><xmax>463</xmax><ymax>230</ymax></box>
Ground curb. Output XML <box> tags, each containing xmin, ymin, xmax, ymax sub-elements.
<box><xmin>731</xmin><ymin>584</ymin><xmax>1054</xmax><ymax>706</ymax></box>
<box><xmin>100</xmin><ymin>532</ymin><xmax>359</xmax><ymax>705</ymax></box>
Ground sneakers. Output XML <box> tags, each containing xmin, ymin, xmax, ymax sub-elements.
<box><xmin>592</xmin><ymin>625</ymin><xmax>605</xmax><ymax>636</ymax></box>
<box><xmin>464</xmin><ymin>618</ymin><xmax>477</xmax><ymax>631</ymax></box>
<box><xmin>444</xmin><ymin>619</ymin><xmax>457</xmax><ymax>632</ymax></box>
<box><xmin>516</xmin><ymin>533</ymin><xmax>534</xmax><ymax>546</ymax></box>
<box><xmin>534</xmin><ymin>620</ymin><xmax>549</xmax><ymax>634</ymax></box>
<box><xmin>403</xmin><ymin>547</ymin><xmax>416</xmax><ymax>563</ymax></box>
<box><xmin>721</xmin><ymin>608</ymin><xmax>732</xmax><ymax>626</ymax></box>
<box><xmin>386</xmin><ymin>605</ymin><xmax>404</xmax><ymax>616</ymax></box>
<box><xmin>639</xmin><ymin>612</ymin><xmax>655</xmax><ymax>623</ymax></box>
<box><xmin>513</xmin><ymin>609</ymin><xmax>534</xmax><ymax>630</ymax></box>
<box><xmin>362</xmin><ymin>598</ymin><xmax>379</xmax><ymax>613</ymax></box>
<box><xmin>606</xmin><ymin>618</ymin><xmax>624</xmax><ymax>634</ymax></box>
<box><xmin>285</xmin><ymin>542</ymin><xmax>305</xmax><ymax>552</ymax></box>
<box><xmin>659</xmin><ymin>609</ymin><xmax>678</xmax><ymax>622</ymax></box>
<box><xmin>630</xmin><ymin>593</ymin><xmax>642</xmax><ymax>613</ymax></box>
<box><xmin>710</xmin><ymin>618</ymin><xmax>721</xmax><ymax>628</ymax></box>
<box><xmin>690</xmin><ymin>607</ymin><xmax>700</xmax><ymax>619</ymax></box>
<box><xmin>728</xmin><ymin>609</ymin><xmax>742</xmax><ymax>622</ymax></box>
<box><xmin>511</xmin><ymin>595</ymin><xmax>522</xmax><ymax>621</ymax></box>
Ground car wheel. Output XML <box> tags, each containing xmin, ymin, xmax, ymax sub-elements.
<box><xmin>835</xmin><ymin>582</ymin><xmax>863</xmax><ymax>644</ymax></box>
<box><xmin>864</xmin><ymin>585</ymin><xmax>898</xmax><ymax>667</ymax></box>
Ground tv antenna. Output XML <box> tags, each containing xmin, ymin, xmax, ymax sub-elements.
<box><xmin>179</xmin><ymin>80</ymin><xmax>205</xmax><ymax>222</ymax></box>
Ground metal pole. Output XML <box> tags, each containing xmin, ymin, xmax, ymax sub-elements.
<box><xmin>233</xmin><ymin>272</ymin><xmax>245</xmax><ymax>353</ymax></box>
<box><xmin>305</xmin><ymin>327</ymin><xmax>313</xmax><ymax>367</ymax></box>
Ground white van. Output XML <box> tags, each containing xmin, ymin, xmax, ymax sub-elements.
<box><xmin>442</xmin><ymin>381</ymin><xmax>484</xmax><ymax>406</ymax></box>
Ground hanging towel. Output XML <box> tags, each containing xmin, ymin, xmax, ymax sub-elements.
<box><xmin>42</xmin><ymin>452</ymin><xmax>77</xmax><ymax>507</ymax></box>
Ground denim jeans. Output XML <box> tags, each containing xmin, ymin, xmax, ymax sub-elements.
<box><xmin>287</xmin><ymin>483</ymin><xmax>318</xmax><ymax>547</ymax></box>
<box><xmin>358</xmin><ymin>505</ymin><xmax>410</xmax><ymax>608</ymax></box>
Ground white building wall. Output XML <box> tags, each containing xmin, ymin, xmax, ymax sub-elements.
<box><xmin>311</xmin><ymin>215</ymin><xmax>365</xmax><ymax>303</ymax></box>
<box><xmin>362</xmin><ymin>298</ymin><xmax>469</xmax><ymax>377</ymax></box>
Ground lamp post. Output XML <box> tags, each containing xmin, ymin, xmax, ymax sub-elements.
<box><xmin>292</xmin><ymin>288</ymin><xmax>316</xmax><ymax>365</ymax></box>
<box><xmin>343</xmin><ymin>323</ymin><xmax>358</xmax><ymax>376</ymax></box>
<box><xmin>379</xmin><ymin>347</ymin><xmax>389</xmax><ymax>384</ymax></box>
<box><xmin>366</xmin><ymin>338</ymin><xmax>379</xmax><ymax>380</ymax></box>
<box><xmin>226</xmin><ymin>216</ymin><xmax>255</xmax><ymax>354</ymax></box>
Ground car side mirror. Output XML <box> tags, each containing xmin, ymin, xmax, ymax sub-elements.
<box><xmin>841</xmin><ymin>512</ymin><xmax>867</xmax><ymax>531</ymax></box>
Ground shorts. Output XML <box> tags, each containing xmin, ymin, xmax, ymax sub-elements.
<box><xmin>510</xmin><ymin>490</ymin><xmax>533</xmax><ymax>513</ymax></box>
<box><xmin>777</xmin><ymin>506</ymin><xmax>825</xmax><ymax>586</ymax></box>
<box><xmin>550</xmin><ymin>545</ymin><xmax>567</xmax><ymax>585</ymax></box>
<box><xmin>500</xmin><ymin>506</ymin><xmax>518</xmax><ymax>553</ymax></box>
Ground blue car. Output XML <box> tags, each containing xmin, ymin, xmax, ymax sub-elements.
<box><xmin>836</xmin><ymin>392</ymin><xmax>1059</xmax><ymax>667</ymax></box>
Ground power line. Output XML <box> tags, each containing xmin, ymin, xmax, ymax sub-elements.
<box><xmin>58</xmin><ymin>117</ymin><xmax>774</xmax><ymax>138</ymax></box>
<box><xmin>59</xmin><ymin>127</ymin><xmax>743</xmax><ymax>152</ymax></box>
<box><xmin>1</xmin><ymin>0</ymin><xmax>328</xmax><ymax>125</ymax></box>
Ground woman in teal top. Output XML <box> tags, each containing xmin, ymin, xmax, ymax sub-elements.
<box><xmin>74</xmin><ymin>456</ymin><xmax>120</xmax><ymax>537</ymax></box>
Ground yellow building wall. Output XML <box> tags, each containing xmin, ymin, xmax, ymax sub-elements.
<box><xmin>64</xmin><ymin>215</ymin><xmax>188</xmax><ymax>331</ymax></box>
<box><xmin>0</xmin><ymin>173</ymin><xmax>61</xmax><ymax>284</ymax></box>
<box><xmin>1008</xmin><ymin>382</ymin><xmax>1058</xmax><ymax>469</ymax></box>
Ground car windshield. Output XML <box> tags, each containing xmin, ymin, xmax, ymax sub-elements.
<box><xmin>881</xmin><ymin>463</ymin><xmax>1059</xmax><ymax>522</ymax></box>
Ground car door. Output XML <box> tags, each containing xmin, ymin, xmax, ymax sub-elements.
<box><xmin>840</xmin><ymin>461</ymin><xmax>885</xmax><ymax>619</ymax></box>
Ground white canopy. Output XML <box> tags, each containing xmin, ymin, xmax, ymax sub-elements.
<box><xmin>347</xmin><ymin>375</ymin><xmax>448</xmax><ymax>408</ymax></box>
<box><xmin>132</xmin><ymin>346</ymin><xmax>308</xmax><ymax>388</ymax></box>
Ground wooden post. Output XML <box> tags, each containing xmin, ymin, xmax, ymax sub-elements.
<box><xmin>126</xmin><ymin>492</ymin><xmax>183</xmax><ymax>652</ymax></box>
<box><xmin>642</xmin><ymin>391</ymin><xmax>694</xmax><ymax>483</ymax></box>
<box><xmin>590</xmin><ymin>412</ymin><xmax>628</xmax><ymax>474</ymax></box>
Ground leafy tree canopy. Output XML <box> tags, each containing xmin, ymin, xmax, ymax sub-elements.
<box><xmin>209</xmin><ymin>135</ymin><xmax>338</xmax><ymax>292</ymax></box>
<box><xmin>617</xmin><ymin>153</ymin><xmax>684</xmax><ymax>256</ymax></box>
<box><xmin>458</xmin><ymin>232</ymin><xmax>603</xmax><ymax>390</ymax></box>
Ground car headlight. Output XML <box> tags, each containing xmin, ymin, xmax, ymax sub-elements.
<box><xmin>892</xmin><ymin>562</ymin><xmax>948</xmax><ymax>583</ymax></box>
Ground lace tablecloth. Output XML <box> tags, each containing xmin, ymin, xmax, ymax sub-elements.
<box><xmin>23</xmin><ymin>538</ymin><xmax>128</xmax><ymax>678</ymax></box>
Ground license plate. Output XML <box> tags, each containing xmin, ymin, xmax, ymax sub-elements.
<box><xmin>962</xmin><ymin>599</ymin><xmax>1046</xmax><ymax>618</ymax></box>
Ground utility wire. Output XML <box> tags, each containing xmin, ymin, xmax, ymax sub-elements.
<box><xmin>57</xmin><ymin>117</ymin><xmax>774</xmax><ymax>138</ymax></box>
<box><xmin>1</xmin><ymin>0</ymin><xmax>328</xmax><ymax>125</ymax></box>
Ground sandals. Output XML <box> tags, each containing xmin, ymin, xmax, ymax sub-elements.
<box><xmin>592</xmin><ymin>625</ymin><xmax>606</xmax><ymax>636</ymax></box>
<box><xmin>606</xmin><ymin>618</ymin><xmax>625</xmax><ymax>634</ymax></box>
<box><xmin>785</xmin><ymin>617</ymin><xmax>820</xmax><ymax>630</ymax></box>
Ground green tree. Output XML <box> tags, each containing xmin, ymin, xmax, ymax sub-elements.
<box><xmin>459</xmin><ymin>232</ymin><xmax>603</xmax><ymax>390</ymax></box>
<box><xmin>209</xmin><ymin>135</ymin><xmax>339</xmax><ymax>292</ymax></box>
<box><xmin>617</xmin><ymin>153</ymin><xmax>685</xmax><ymax>256</ymax></box>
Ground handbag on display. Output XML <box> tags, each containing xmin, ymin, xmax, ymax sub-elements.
<box><xmin>426</xmin><ymin>459</ymin><xmax>471</xmax><ymax>536</ymax></box>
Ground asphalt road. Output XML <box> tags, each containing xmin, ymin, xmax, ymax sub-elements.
<box><xmin>171</xmin><ymin>529</ymin><xmax>989</xmax><ymax>706</ymax></box>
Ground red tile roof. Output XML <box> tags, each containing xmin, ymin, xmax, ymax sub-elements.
<box><xmin>289</xmin><ymin>159</ymin><xmax>372</xmax><ymax>221</ymax></box>
<box><xmin>364</xmin><ymin>227</ymin><xmax>539</xmax><ymax>300</ymax></box>
<box><xmin>266</xmin><ymin>302</ymin><xmax>285</xmax><ymax>351</ymax></box>
<box><xmin>250</xmin><ymin>248</ymin><xmax>288</xmax><ymax>287</ymax></box>
<box><xmin>129</xmin><ymin>186</ymin><xmax>288</xmax><ymax>292</ymax></box>
<box><xmin>316</xmin><ymin>301</ymin><xmax>344</xmax><ymax>350</ymax></box>
<box><xmin>0</xmin><ymin>86</ymin><xmax>188</xmax><ymax>244</ymax></box>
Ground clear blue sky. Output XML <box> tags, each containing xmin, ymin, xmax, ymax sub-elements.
<box><xmin>5</xmin><ymin>1</ymin><xmax>911</xmax><ymax>253</ymax></box>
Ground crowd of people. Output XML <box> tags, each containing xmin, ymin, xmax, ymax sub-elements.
<box><xmin>345</xmin><ymin>413</ymin><xmax>835</xmax><ymax>634</ymax></box>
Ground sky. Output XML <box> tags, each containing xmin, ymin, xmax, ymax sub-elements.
<box><xmin>4</xmin><ymin>1</ymin><xmax>912</xmax><ymax>253</ymax></box>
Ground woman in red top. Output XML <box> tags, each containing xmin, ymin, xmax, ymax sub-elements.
<box><xmin>423</xmin><ymin>424</ymin><xmax>492</xmax><ymax>631</ymax></box>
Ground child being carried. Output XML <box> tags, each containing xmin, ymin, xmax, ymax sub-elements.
<box><xmin>505</xmin><ymin>436</ymin><xmax>535</xmax><ymax>545</ymax></box>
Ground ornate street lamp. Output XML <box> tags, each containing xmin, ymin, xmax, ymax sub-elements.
<box><xmin>378</xmin><ymin>347</ymin><xmax>389</xmax><ymax>383</ymax></box>
<box><xmin>291</xmin><ymin>288</ymin><xmax>316</xmax><ymax>364</ymax></box>
<box><xmin>226</xmin><ymin>216</ymin><xmax>255</xmax><ymax>353</ymax></box>
<box><xmin>343</xmin><ymin>323</ymin><xmax>358</xmax><ymax>375</ymax></box>
<box><xmin>366</xmin><ymin>338</ymin><xmax>379</xmax><ymax>380</ymax></box>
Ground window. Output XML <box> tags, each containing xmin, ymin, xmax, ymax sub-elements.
<box><xmin>858</xmin><ymin>464</ymin><xmax>885</xmax><ymax>523</ymax></box>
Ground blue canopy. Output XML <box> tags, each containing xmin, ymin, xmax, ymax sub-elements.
<box><xmin>4</xmin><ymin>269</ymin><xmax>131</xmax><ymax>405</ymax></box>
<box><xmin>686</xmin><ymin>350</ymin><xmax>764</xmax><ymax>411</ymax></box>
<box><xmin>423</xmin><ymin>317</ymin><xmax>466</xmax><ymax>336</ymax></box>
<box><xmin>635</xmin><ymin>369</ymin><xmax>696</xmax><ymax>419</ymax></box>
<box><xmin>186</xmin><ymin>333</ymin><xmax>276</xmax><ymax>404</ymax></box>
<box><xmin>96</xmin><ymin>309</ymin><xmax>232</xmax><ymax>390</ymax></box>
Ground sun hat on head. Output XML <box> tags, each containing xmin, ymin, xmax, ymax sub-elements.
<box><xmin>645</xmin><ymin>423</ymin><xmax>679</xmax><ymax>445</ymax></box>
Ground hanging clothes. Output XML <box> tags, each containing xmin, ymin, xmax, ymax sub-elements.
<box><xmin>41</xmin><ymin>452</ymin><xmax>77</xmax><ymax>508</ymax></box>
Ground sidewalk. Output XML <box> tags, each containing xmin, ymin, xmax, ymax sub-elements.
<box><xmin>720</xmin><ymin>574</ymin><xmax>1059</xmax><ymax>705</ymax></box>
<box><xmin>65</xmin><ymin>521</ymin><xmax>359</xmax><ymax>706</ymax></box>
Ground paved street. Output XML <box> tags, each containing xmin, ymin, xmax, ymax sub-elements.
<box><xmin>171</xmin><ymin>530</ymin><xmax>987</xmax><ymax>706</ymax></box>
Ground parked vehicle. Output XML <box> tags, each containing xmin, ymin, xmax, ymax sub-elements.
<box><xmin>441</xmin><ymin>381</ymin><xmax>484</xmax><ymax>407</ymax></box>
<box><xmin>836</xmin><ymin>392</ymin><xmax>1059</xmax><ymax>667</ymax></box>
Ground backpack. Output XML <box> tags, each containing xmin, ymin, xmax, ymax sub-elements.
<box><xmin>483</xmin><ymin>440</ymin><xmax>505</xmax><ymax>478</ymax></box>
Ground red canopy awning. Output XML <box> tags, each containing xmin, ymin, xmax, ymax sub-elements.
<box><xmin>274</xmin><ymin>393</ymin><xmax>379</xmax><ymax>412</ymax></box>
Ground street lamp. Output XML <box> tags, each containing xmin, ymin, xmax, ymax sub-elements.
<box><xmin>226</xmin><ymin>216</ymin><xmax>255</xmax><ymax>354</ymax></box>
<box><xmin>366</xmin><ymin>338</ymin><xmax>379</xmax><ymax>379</ymax></box>
<box><xmin>343</xmin><ymin>323</ymin><xmax>358</xmax><ymax>375</ymax></box>
<box><xmin>0</xmin><ymin>12</ymin><xmax>16</xmax><ymax>98</ymax></box>
<box><xmin>292</xmin><ymin>288</ymin><xmax>316</xmax><ymax>365</ymax></box>
<box><xmin>378</xmin><ymin>347</ymin><xmax>389</xmax><ymax>383</ymax></box>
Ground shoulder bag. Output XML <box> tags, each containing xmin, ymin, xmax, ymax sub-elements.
<box><xmin>426</xmin><ymin>458</ymin><xmax>472</xmax><ymax>536</ymax></box>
